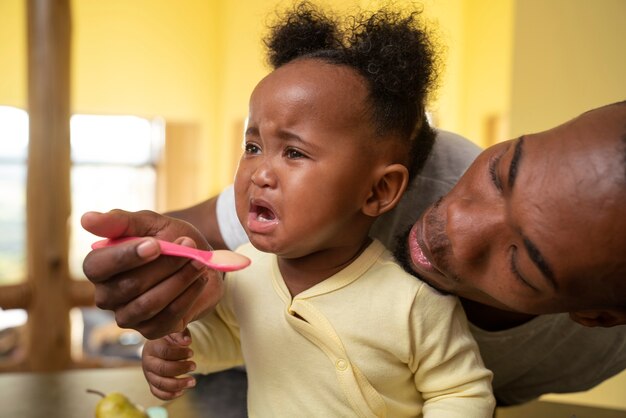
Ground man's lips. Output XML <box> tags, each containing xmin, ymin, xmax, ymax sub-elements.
<box><xmin>408</xmin><ymin>215</ymin><xmax>448</xmax><ymax>278</ymax></box>
<box><xmin>407</xmin><ymin>219</ymin><xmax>455</xmax><ymax>295</ymax></box>
<box><xmin>408</xmin><ymin>220</ymin><xmax>435</xmax><ymax>272</ymax></box>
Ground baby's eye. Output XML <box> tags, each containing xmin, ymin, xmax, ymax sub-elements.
<box><xmin>244</xmin><ymin>143</ymin><xmax>261</xmax><ymax>154</ymax></box>
<box><xmin>285</xmin><ymin>148</ymin><xmax>305</xmax><ymax>159</ymax></box>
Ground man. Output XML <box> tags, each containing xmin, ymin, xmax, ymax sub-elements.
<box><xmin>393</xmin><ymin>101</ymin><xmax>626</xmax><ymax>404</ymax></box>
<box><xmin>82</xmin><ymin>101</ymin><xmax>626</xmax><ymax>405</ymax></box>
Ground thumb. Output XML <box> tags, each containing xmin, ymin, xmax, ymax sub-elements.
<box><xmin>167</xmin><ymin>328</ymin><xmax>193</xmax><ymax>346</ymax></box>
<box><xmin>81</xmin><ymin>209</ymin><xmax>169</xmax><ymax>240</ymax></box>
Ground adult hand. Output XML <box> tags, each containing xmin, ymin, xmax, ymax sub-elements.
<box><xmin>142</xmin><ymin>328</ymin><xmax>196</xmax><ymax>400</ymax></box>
<box><xmin>81</xmin><ymin>209</ymin><xmax>224</xmax><ymax>339</ymax></box>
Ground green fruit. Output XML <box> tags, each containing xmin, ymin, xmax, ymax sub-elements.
<box><xmin>88</xmin><ymin>390</ymin><xmax>148</xmax><ymax>418</ymax></box>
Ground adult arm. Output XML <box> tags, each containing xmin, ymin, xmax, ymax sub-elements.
<box><xmin>168</xmin><ymin>185</ymin><xmax>249</xmax><ymax>251</ymax></box>
<box><xmin>166</xmin><ymin>195</ymin><xmax>227</xmax><ymax>250</ymax></box>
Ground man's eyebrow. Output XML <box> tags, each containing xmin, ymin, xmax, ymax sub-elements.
<box><xmin>508</xmin><ymin>136</ymin><xmax>525</xmax><ymax>189</ymax></box>
<box><xmin>522</xmin><ymin>236</ymin><xmax>557</xmax><ymax>290</ymax></box>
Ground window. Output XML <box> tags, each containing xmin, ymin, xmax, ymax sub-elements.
<box><xmin>0</xmin><ymin>107</ymin><xmax>28</xmax><ymax>362</ymax></box>
<box><xmin>0</xmin><ymin>106</ymin><xmax>28</xmax><ymax>286</ymax></box>
<box><xmin>0</xmin><ymin>106</ymin><xmax>164</xmax><ymax>365</ymax></box>
<box><xmin>69</xmin><ymin>114</ymin><xmax>164</xmax><ymax>279</ymax></box>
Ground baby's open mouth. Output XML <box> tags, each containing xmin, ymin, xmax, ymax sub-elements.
<box><xmin>251</xmin><ymin>203</ymin><xmax>276</xmax><ymax>222</ymax></box>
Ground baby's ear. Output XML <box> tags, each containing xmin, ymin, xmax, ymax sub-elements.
<box><xmin>362</xmin><ymin>164</ymin><xmax>409</xmax><ymax>217</ymax></box>
<box><xmin>569</xmin><ymin>309</ymin><xmax>626</xmax><ymax>327</ymax></box>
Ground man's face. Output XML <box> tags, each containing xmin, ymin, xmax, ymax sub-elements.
<box><xmin>397</xmin><ymin>104</ymin><xmax>626</xmax><ymax>315</ymax></box>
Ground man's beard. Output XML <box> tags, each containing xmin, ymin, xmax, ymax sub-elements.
<box><xmin>392</xmin><ymin>211</ymin><xmax>456</xmax><ymax>297</ymax></box>
<box><xmin>393</xmin><ymin>226</ymin><xmax>419</xmax><ymax>277</ymax></box>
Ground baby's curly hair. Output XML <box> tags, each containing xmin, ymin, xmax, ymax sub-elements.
<box><xmin>264</xmin><ymin>1</ymin><xmax>442</xmax><ymax>179</ymax></box>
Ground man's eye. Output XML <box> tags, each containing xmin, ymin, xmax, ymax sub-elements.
<box><xmin>510</xmin><ymin>246</ymin><xmax>538</xmax><ymax>292</ymax></box>
<box><xmin>245</xmin><ymin>143</ymin><xmax>261</xmax><ymax>154</ymax></box>
<box><xmin>488</xmin><ymin>153</ymin><xmax>504</xmax><ymax>192</ymax></box>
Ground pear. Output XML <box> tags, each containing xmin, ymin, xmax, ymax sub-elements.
<box><xmin>87</xmin><ymin>389</ymin><xmax>149</xmax><ymax>418</ymax></box>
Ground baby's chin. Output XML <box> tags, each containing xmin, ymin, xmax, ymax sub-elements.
<box><xmin>248</xmin><ymin>235</ymin><xmax>288</xmax><ymax>255</ymax></box>
<box><xmin>251</xmin><ymin>238</ymin><xmax>319</xmax><ymax>261</ymax></box>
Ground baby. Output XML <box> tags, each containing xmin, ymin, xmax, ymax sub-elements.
<box><xmin>142</xmin><ymin>3</ymin><xmax>494</xmax><ymax>417</ymax></box>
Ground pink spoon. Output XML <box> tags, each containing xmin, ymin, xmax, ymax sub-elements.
<box><xmin>91</xmin><ymin>236</ymin><xmax>251</xmax><ymax>272</ymax></box>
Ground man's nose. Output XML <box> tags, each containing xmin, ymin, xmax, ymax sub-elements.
<box><xmin>446</xmin><ymin>197</ymin><xmax>504</xmax><ymax>263</ymax></box>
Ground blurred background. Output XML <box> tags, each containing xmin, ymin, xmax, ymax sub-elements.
<box><xmin>0</xmin><ymin>0</ymin><xmax>624</xmax><ymax>412</ymax></box>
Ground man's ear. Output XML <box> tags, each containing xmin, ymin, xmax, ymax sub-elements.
<box><xmin>569</xmin><ymin>309</ymin><xmax>626</xmax><ymax>327</ymax></box>
<box><xmin>362</xmin><ymin>164</ymin><xmax>409</xmax><ymax>217</ymax></box>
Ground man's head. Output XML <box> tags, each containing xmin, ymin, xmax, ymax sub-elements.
<box><xmin>395</xmin><ymin>102</ymin><xmax>626</xmax><ymax>326</ymax></box>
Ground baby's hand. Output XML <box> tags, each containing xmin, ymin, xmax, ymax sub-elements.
<box><xmin>142</xmin><ymin>328</ymin><xmax>196</xmax><ymax>400</ymax></box>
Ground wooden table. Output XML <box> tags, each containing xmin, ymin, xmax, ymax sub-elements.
<box><xmin>0</xmin><ymin>366</ymin><xmax>247</xmax><ymax>418</ymax></box>
<box><xmin>2</xmin><ymin>366</ymin><xmax>625</xmax><ymax>418</ymax></box>
<box><xmin>0</xmin><ymin>367</ymin><xmax>159</xmax><ymax>418</ymax></box>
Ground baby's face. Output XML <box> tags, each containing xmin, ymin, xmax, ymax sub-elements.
<box><xmin>234</xmin><ymin>58</ymin><xmax>389</xmax><ymax>258</ymax></box>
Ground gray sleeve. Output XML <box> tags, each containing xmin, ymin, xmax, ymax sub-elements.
<box><xmin>370</xmin><ymin>129</ymin><xmax>482</xmax><ymax>250</ymax></box>
<box><xmin>216</xmin><ymin>184</ymin><xmax>250</xmax><ymax>250</ymax></box>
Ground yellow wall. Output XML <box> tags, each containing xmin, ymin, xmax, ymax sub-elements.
<box><xmin>459</xmin><ymin>0</ymin><xmax>514</xmax><ymax>146</ymax></box>
<box><xmin>71</xmin><ymin>0</ymin><xmax>221</xmax><ymax>202</ymax></box>
<box><xmin>415</xmin><ymin>0</ymin><xmax>514</xmax><ymax>148</ymax></box>
<box><xmin>0</xmin><ymin>0</ymin><xmax>26</xmax><ymax>108</ymax></box>
<box><xmin>509</xmin><ymin>0</ymin><xmax>626</xmax><ymax>136</ymax></box>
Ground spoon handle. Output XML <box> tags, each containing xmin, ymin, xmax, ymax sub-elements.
<box><xmin>156</xmin><ymin>239</ymin><xmax>213</xmax><ymax>263</ymax></box>
<box><xmin>91</xmin><ymin>237</ymin><xmax>251</xmax><ymax>272</ymax></box>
